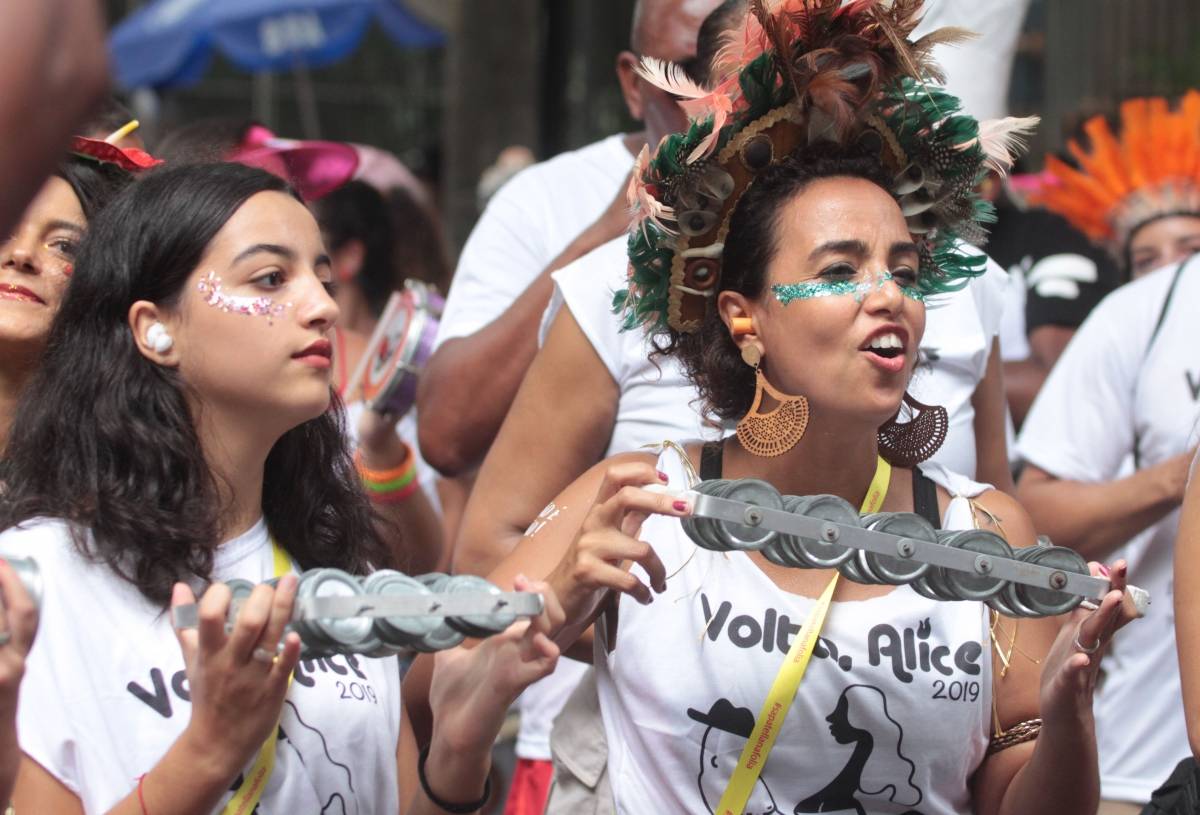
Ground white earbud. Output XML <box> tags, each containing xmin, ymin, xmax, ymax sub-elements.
<box><xmin>145</xmin><ymin>322</ymin><xmax>174</xmax><ymax>354</ymax></box>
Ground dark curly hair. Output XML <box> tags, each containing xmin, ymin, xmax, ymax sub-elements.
<box><xmin>661</xmin><ymin>148</ymin><xmax>894</xmax><ymax>420</ymax></box>
<box><xmin>0</xmin><ymin>162</ymin><xmax>390</xmax><ymax>607</ymax></box>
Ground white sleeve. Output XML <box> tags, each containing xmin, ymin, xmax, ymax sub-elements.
<box><xmin>969</xmin><ymin>253</ymin><xmax>1009</xmax><ymax>343</ymax></box>
<box><xmin>0</xmin><ymin>523</ymin><xmax>86</xmax><ymax>798</ymax></box>
<box><xmin>545</xmin><ymin>239</ymin><xmax>629</xmax><ymax>381</ymax></box>
<box><xmin>1016</xmin><ymin>287</ymin><xmax>1149</xmax><ymax>481</ymax></box>
<box><xmin>434</xmin><ymin>171</ymin><xmax>552</xmax><ymax>348</ymax></box>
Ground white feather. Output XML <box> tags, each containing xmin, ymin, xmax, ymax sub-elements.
<box><xmin>635</xmin><ymin>57</ymin><xmax>709</xmax><ymax>100</ymax></box>
<box><xmin>976</xmin><ymin>115</ymin><xmax>1040</xmax><ymax>175</ymax></box>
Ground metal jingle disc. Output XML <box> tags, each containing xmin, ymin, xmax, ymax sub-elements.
<box><xmin>444</xmin><ymin>575</ymin><xmax>515</xmax><ymax>637</ymax></box>
<box><xmin>783</xmin><ymin>494</ymin><xmax>857</xmax><ymax>568</ymax></box>
<box><xmin>934</xmin><ymin>530</ymin><xmax>1012</xmax><ymax>601</ymax></box>
<box><xmin>224</xmin><ymin>578</ymin><xmax>257</xmax><ymax>603</ymax></box>
<box><xmin>859</xmin><ymin>513</ymin><xmax>934</xmax><ymax>586</ymax></box>
<box><xmin>298</xmin><ymin>568</ymin><xmax>379</xmax><ymax>653</ymax></box>
<box><xmin>989</xmin><ymin>586</ymin><xmax>1031</xmax><ymax>618</ymax></box>
<box><xmin>711</xmin><ymin>478</ymin><xmax>783</xmax><ymax>551</ymax></box>
<box><xmin>1010</xmin><ymin>546</ymin><xmax>1087</xmax><ymax>617</ymax></box>
<box><xmin>838</xmin><ymin>552</ymin><xmax>872</xmax><ymax>584</ymax></box>
<box><xmin>761</xmin><ymin>496</ymin><xmax>819</xmax><ymax>568</ymax></box>
<box><xmin>411</xmin><ymin>573</ymin><xmax>467</xmax><ymax>652</ymax></box>
<box><xmin>910</xmin><ymin>545</ymin><xmax>964</xmax><ymax>602</ymax></box>
<box><xmin>362</xmin><ymin>570</ymin><xmax>439</xmax><ymax>648</ymax></box>
<box><xmin>683</xmin><ymin>480</ymin><xmax>733</xmax><ymax>552</ymax></box>
<box><xmin>998</xmin><ymin>545</ymin><xmax>1048</xmax><ymax>618</ymax></box>
<box><xmin>681</xmin><ymin>514</ymin><xmax>728</xmax><ymax>552</ymax></box>
<box><xmin>6</xmin><ymin>557</ymin><xmax>42</xmax><ymax>613</ymax></box>
<box><xmin>909</xmin><ymin>573</ymin><xmax>950</xmax><ymax>603</ymax></box>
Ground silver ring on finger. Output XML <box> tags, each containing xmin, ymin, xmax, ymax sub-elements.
<box><xmin>252</xmin><ymin>646</ymin><xmax>278</xmax><ymax>665</ymax></box>
<box><xmin>1073</xmin><ymin>631</ymin><xmax>1101</xmax><ymax>655</ymax></box>
<box><xmin>0</xmin><ymin>631</ymin><xmax>11</xmax><ymax>647</ymax></box>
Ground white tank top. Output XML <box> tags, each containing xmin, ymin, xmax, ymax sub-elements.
<box><xmin>595</xmin><ymin>448</ymin><xmax>993</xmax><ymax>815</ymax></box>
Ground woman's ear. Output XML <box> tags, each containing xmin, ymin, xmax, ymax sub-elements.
<box><xmin>129</xmin><ymin>300</ymin><xmax>179</xmax><ymax>366</ymax></box>
<box><xmin>717</xmin><ymin>290</ymin><xmax>762</xmax><ymax>364</ymax></box>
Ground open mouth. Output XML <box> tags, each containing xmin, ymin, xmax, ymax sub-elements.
<box><xmin>863</xmin><ymin>331</ymin><xmax>905</xmax><ymax>358</ymax></box>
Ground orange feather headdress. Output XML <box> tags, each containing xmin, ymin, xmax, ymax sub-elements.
<box><xmin>1031</xmin><ymin>91</ymin><xmax>1200</xmax><ymax>254</ymax></box>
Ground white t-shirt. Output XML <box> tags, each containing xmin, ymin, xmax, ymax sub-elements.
<box><xmin>548</xmin><ymin>242</ymin><xmax>1010</xmax><ymax>479</ymax></box>
<box><xmin>433</xmin><ymin>133</ymin><xmax>634</xmax><ymax>348</ymax></box>
<box><xmin>543</xmin><ymin>237</ymin><xmax>723</xmax><ymax>456</ymax></box>
<box><xmin>912</xmin><ymin>0</ymin><xmax>1032</xmax><ymax>121</ymax></box>
<box><xmin>595</xmin><ymin>446</ymin><xmax>993</xmax><ymax>815</ymax></box>
<box><xmin>3</xmin><ymin>518</ymin><xmax>402</xmax><ymax>815</ymax></box>
<box><xmin>1017</xmin><ymin>259</ymin><xmax>1200</xmax><ymax>802</ymax></box>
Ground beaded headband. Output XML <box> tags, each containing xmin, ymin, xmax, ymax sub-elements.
<box><xmin>615</xmin><ymin>0</ymin><xmax>1037</xmax><ymax>334</ymax></box>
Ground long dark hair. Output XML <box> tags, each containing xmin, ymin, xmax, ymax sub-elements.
<box><xmin>54</xmin><ymin>155</ymin><xmax>135</xmax><ymax>222</ymax></box>
<box><xmin>0</xmin><ymin>162</ymin><xmax>390</xmax><ymax>606</ymax></box>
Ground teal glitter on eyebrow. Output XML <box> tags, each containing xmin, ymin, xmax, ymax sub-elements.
<box><xmin>772</xmin><ymin>272</ymin><xmax>925</xmax><ymax>306</ymax></box>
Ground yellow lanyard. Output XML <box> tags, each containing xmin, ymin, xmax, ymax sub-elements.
<box><xmin>221</xmin><ymin>538</ymin><xmax>292</xmax><ymax>815</ymax></box>
<box><xmin>716</xmin><ymin>457</ymin><xmax>891</xmax><ymax>815</ymax></box>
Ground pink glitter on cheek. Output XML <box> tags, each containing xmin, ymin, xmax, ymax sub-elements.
<box><xmin>196</xmin><ymin>271</ymin><xmax>291</xmax><ymax>325</ymax></box>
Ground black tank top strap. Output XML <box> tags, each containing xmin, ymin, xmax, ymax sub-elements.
<box><xmin>911</xmin><ymin>467</ymin><xmax>942</xmax><ymax>529</ymax></box>
<box><xmin>700</xmin><ymin>441</ymin><xmax>724</xmax><ymax>480</ymax></box>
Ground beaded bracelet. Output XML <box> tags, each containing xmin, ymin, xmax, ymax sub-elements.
<box><xmin>987</xmin><ymin>717</ymin><xmax>1042</xmax><ymax>754</ymax></box>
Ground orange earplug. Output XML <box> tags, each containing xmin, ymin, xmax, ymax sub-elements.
<box><xmin>731</xmin><ymin>316</ymin><xmax>754</xmax><ymax>336</ymax></box>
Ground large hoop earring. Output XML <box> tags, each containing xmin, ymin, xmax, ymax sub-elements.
<box><xmin>877</xmin><ymin>393</ymin><xmax>948</xmax><ymax>467</ymax></box>
<box><xmin>736</xmin><ymin>364</ymin><xmax>810</xmax><ymax>458</ymax></box>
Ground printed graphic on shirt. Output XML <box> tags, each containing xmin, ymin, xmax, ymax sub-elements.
<box><xmin>687</xmin><ymin>687</ymin><xmax>927</xmax><ymax>815</ymax></box>
<box><xmin>794</xmin><ymin>684</ymin><xmax>926</xmax><ymax>815</ymax></box>
<box><xmin>688</xmin><ymin>698</ymin><xmax>780</xmax><ymax>815</ymax></box>
<box><xmin>127</xmin><ymin>653</ymin><xmax>379</xmax><ymax>813</ymax></box>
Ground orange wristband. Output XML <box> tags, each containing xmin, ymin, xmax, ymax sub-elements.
<box><xmin>354</xmin><ymin>444</ymin><xmax>413</xmax><ymax>482</ymax></box>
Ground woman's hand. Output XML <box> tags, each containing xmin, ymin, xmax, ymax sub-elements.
<box><xmin>357</xmin><ymin>405</ymin><xmax>408</xmax><ymax>463</ymax></box>
<box><xmin>0</xmin><ymin>558</ymin><xmax>40</xmax><ymax>802</ymax></box>
<box><xmin>428</xmin><ymin>575</ymin><xmax>563</xmax><ymax>754</ymax></box>
<box><xmin>170</xmin><ymin>577</ymin><xmax>302</xmax><ymax>781</ymax></box>
<box><xmin>1038</xmin><ymin>560</ymin><xmax>1136</xmax><ymax>727</ymax></box>
<box><xmin>417</xmin><ymin>576</ymin><xmax>563</xmax><ymax>812</ymax></box>
<box><xmin>544</xmin><ymin>460</ymin><xmax>688</xmax><ymax>627</ymax></box>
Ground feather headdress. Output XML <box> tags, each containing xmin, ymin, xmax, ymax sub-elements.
<box><xmin>615</xmin><ymin>0</ymin><xmax>1037</xmax><ymax>334</ymax></box>
<box><xmin>1030</xmin><ymin>91</ymin><xmax>1200</xmax><ymax>255</ymax></box>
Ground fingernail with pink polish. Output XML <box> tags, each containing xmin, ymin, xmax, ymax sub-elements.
<box><xmin>657</xmin><ymin>470</ymin><xmax>669</xmax><ymax>483</ymax></box>
<box><xmin>1098</xmin><ymin>564</ymin><xmax>1110</xmax><ymax>577</ymax></box>
<box><xmin>673</xmin><ymin>500</ymin><xmax>689</xmax><ymax>512</ymax></box>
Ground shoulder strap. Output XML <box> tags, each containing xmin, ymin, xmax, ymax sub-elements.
<box><xmin>700</xmin><ymin>441</ymin><xmax>723</xmax><ymax>480</ymax></box>
<box><xmin>911</xmin><ymin>468</ymin><xmax>942</xmax><ymax>530</ymax></box>
<box><xmin>1134</xmin><ymin>252</ymin><xmax>1196</xmax><ymax>468</ymax></box>
<box><xmin>1145</xmin><ymin>252</ymin><xmax>1195</xmax><ymax>358</ymax></box>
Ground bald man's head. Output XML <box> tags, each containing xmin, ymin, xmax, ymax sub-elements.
<box><xmin>630</xmin><ymin>0</ymin><xmax>724</xmax><ymax>62</ymax></box>
<box><xmin>619</xmin><ymin>0</ymin><xmax>732</xmax><ymax>151</ymax></box>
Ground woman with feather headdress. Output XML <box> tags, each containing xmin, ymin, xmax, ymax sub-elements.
<box><xmin>403</xmin><ymin>2</ymin><xmax>1136</xmax><ymax>814</ymax></box>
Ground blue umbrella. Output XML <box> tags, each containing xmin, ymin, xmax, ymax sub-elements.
<box><xmin>110</xmin><ymin>0</ymin><xmax>444</xmax><ymax>90</ymax></box>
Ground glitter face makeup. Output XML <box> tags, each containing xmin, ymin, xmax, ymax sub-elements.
<box><xmin>197</xmin><ymin>271</ymin><xmax>291</xmax><ymax>324</ymax></box>
<box><xmin>772</xmin><ymin>270</ymin><xmax>925</xmax><ymax>305</ymax></box>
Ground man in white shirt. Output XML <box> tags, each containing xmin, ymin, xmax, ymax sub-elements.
<box><xmin>1018</xmin><ymin>257</ymin><xmax>1200</xmax><ymax>812</ymax></box>
<box><xmin>412</xmin><ymin>4</ymin><xmax>727</xmax><ymax>814</ymax></box>
<box><xmin>417</xmin><ymin>0</ymin><xmax>726</xmax><ymax>477</ymax></box>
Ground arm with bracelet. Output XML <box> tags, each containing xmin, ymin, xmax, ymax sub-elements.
<box><xmin>357</xmin><ymin>413</ymin><xmax>445</xmax><ymax>574</ymax></box>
